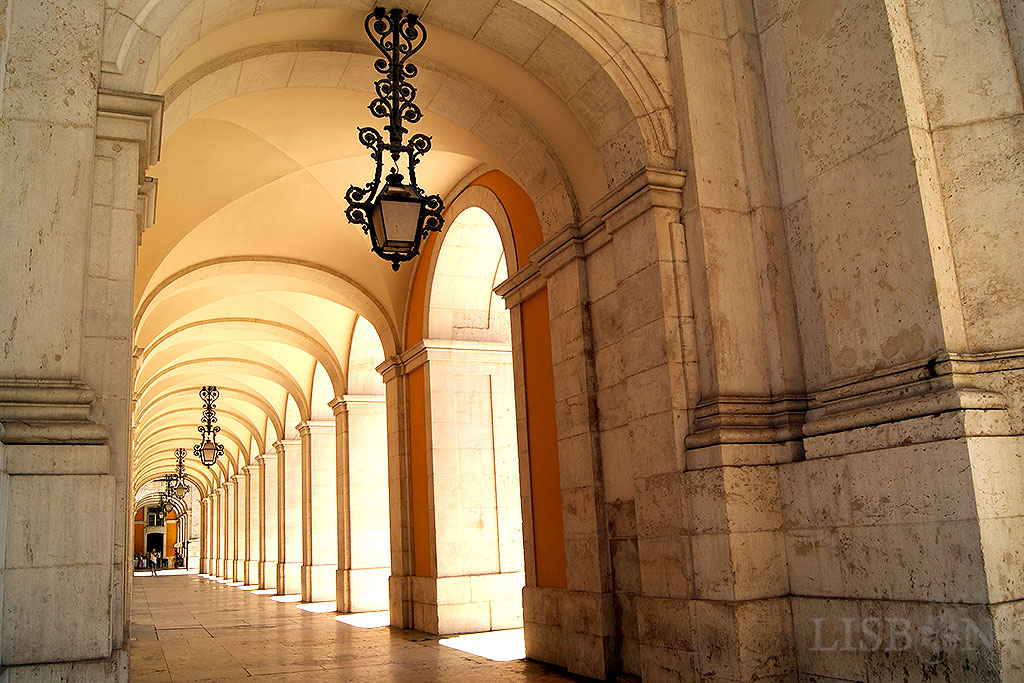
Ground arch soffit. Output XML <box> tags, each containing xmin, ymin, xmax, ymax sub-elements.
<box><xmin>135</xmin><ymin>357</ymin><xmax>312</xmax><ymax>422</ymax></box>
<box><xmin>134</xmin><ymin>422</ymin><xmax>250</xmax><ymax>468</ymax></box>
<box><xmin>421</xmin><ymin>184</ymin><xmax>516</xmax><ymax>343</ymax></box>
<box><xmin>133</xmin><ymin>490</ymin><xmax>191</xmax><ymax>518</ymax></box>
<box><xmin>157</xmin><ymin>49</ymin><xmax>579</xmax><ymax>231</ymax></box>
<box><xmin>138</xmin><ymin>318</ymin><xmax>347</xmax><ymax>396</ymax></box>
<box><xmin>133</xmin><ymin>461</ymin><xmax>215</xmax><ymax>497</ymax></box>
<box><xmin>133</xmin><ymin>442</ymin><xmax>230</xmax><ymax>484</ymax></box>
<box><xmin>134</xmin><ymin>385</ymin><xmax>286</xmax><ymax>444</ymax></box>
<box><xmin>134</xmin><ymin>258</ymin><xmax>400</xmax><ymax>359</ymax></box>
<box><xmin>136</xmin><ymin>341</ymin><xmax>313</xmax><ymax>399</ymax></box>
<box><xmin>135</xmin><ymin>405</ymin><xmax>268</xmax><ymax>456</ymax></box>
<box><xmin>134</xmin><ymin>432</ymin><xmax>243</xmax><ymax>481</ymax></box>
<box><xmin>132</xmin><ymin>466</ymin><xmax>211</xmax><ymax>499</ymax></box>
<box><xmin>101</xmin><ymin>2</ymin><xmax>671</xmax><ymax>208</ymax></box>
<box><xmin>135</xmin><ymin>449</ymin><xmax>227</xmax><ymax>486</ymax></box>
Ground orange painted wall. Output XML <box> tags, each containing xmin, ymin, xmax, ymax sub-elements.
<box><xmin>403</xmin><ymin>170</ymin><xmax>566</xmax><ymax>586</ymax></box>
<box><xmin>165</xmin><ymin>521</ymin><xmax>177</xmax><ymax>557</ymax></box>
<box><xmin>407</xmin><ymin>365</ymin><xmax>430</xmax><ymax>576</ymax></box>
<box><xmin>520</xmin><ymin>290</ymin><xmax>566</xmax><ymax>587</ymax></box>
<box><xmin>133</xmin><ymin>522</ymin><xmax>145</xmax><ymax>555</ymax></box>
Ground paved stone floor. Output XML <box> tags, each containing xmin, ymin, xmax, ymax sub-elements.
<box><xmin>130</xmin><ymin>572</ymin><xmax>585</xmax><ymax>682</ymax></box>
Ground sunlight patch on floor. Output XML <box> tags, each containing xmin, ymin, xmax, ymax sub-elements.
<box><xmin>271</xmin><ymin>594</ymin><xmax>302</xmax><ymax>602</ymax></box>
<box><xmin>297</xmin><ymin>601</ymin><xmax>337</xmax><ymax>613</ymax></box>
<box><xmin>252</xmin><ymin>589</ymin><xmax>277</xmax><ymax>595</ymax></box>
<box><xmin>236</xmin><ymin>584</ymin><xmax>259</xmax><ymax>590</ymax></box>
<box><xmin>335</xmin><ymin>611</ymin><xmax>390</xmax><ymax>628</ymax></box>
<box><xmin>439</xmin><ymin>629</ymin><xmax>526</xmax><ymax>661</ymax></box>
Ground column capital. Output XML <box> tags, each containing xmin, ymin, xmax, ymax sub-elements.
<box><xmin>295</xmin><ymin>420</ymin><xmax>334</xmax><ymax>437</ymax></box>
<box><xmin>590</xmin><ymin>166</ymin><xmax>685</xmax><ymax>235</ymax></box>
<box><xmin>376</xmin><ymin>356</ymin><xmax>405</xmax><ymax>382</ymax></box>
<box><xmin>332</xmin><ymin>395</ymin><xmax>386</xmax><ymax>415</ymax></box>
<box><xmin>272</xmin><ymin>439</ymin><xmax>300</xmax><ymax>457</ymax></box>
<box><xmin>494</xmin><ymin>261</ymin><xmax>543</xmax><ymax>309</ymax></box>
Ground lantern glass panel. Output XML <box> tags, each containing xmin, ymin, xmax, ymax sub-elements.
<box><xmin>200</xmin><ymin>441</ymin><xmax>218</xmax><ymax>466</ymax></box>
<box><xmin>371</xmin><ymin>185</ymin><xmax>422</xmax><ymax>251</ymax></box>
<box><xmin>175</xmin><ymin>483</ymin><xmax>187</xmax><ymax>498</ymax></box>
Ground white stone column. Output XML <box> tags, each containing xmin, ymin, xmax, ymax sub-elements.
<box><xmin>219</xmin><ymin>486</ymin><xmax>229</xmax><ymax>578</ymax></box>
<box><xmin>332</xmin><ymin>395</ymin><xmax>390</xmax><ymax>613</ymax></box>
<box><xmin>226</xmin><ymin>479</ymin><xmax>237</xmax><ymax>580</ymax></box>
<box><xmin>378</xmin><ymin>359</ymin><xmax>415</xmax><ymax>628</ymax></box>
<box><xmin>0</xmin><ymin>3</ymin><xmax>160</xmax><ymax>669</ymax></box>
<box><xmin>200</xmin><ymin>497</ymin><xmax>211</xmax><ymax>574</ymax></box>
<box><xmin>234</xmin><ymin>473</ymin><xmax>247</xmax><ymax>581</ymax></box>
<box><xmin>211</xmin><ymin>489</ymin><xmax>222</xmax><ymax>577</ymax></box>
<box><xmin>257</xmin><ymin>452</ymin><xmax>278</xmax><ymax>591</ymax></box>
<box><xmin>240</xmin><ymin>467</ymin><xmax>253</xmax><ymax>584</ymax></box>
<box><xmin>276</xmin><ymin>439</ymin><xmax>302</xmax><ymax>594</ymax></box>
<box><xmin>299</xmin><ymin>421</ymin><xmax>338</xmax><ymax>603</ymax></box>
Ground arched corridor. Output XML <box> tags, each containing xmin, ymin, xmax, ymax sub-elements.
<box><xmin>2</xmin><ymin>0</ymin><xmax>1023</xmax><ymax>681</ymax></box>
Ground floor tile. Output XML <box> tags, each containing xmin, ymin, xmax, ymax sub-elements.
<box><xmin>129</xmin><ymin>573</ymin><xmax>585</xmax><ymax>682</ymax></box>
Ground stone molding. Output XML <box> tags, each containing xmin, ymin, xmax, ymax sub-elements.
<box><xmin>530</xmin><ymin>224</ymin><xmax>586</xmax><ymax>279</ymax></box>
<box><xmin>375</xmin><ymin>356</ymin><xmax>403</xmax><ymax>383</ymax></box>
<box><xmin>803</xmin><ymin>351</ymin><xmax>1019</xmax><ymax>440</ymax></box>
<box><xmin>528</xmin><ymin>166</ymin><xmax>687</xmax><ymax>280</ymax></box>
<box><xmin>0</xmin><ymin>378</ymin><xmax>108</xmax><ymax>445</ymax></box>
<box><xmin>95</xmin><ymin>89</ymin><xmax>163</xmax><ymax>179</ymax></box>
<box><xmin>273</xmin><ymin>439</ymin><xmax>300</xmax><ymax>456</ymax></box>
<box><xmin>588</xmin><ymin>166</ymin><xmax>686</xmax><ymax>232</ymax></box>
<box><xmin>96</xmin><ymin>89</ymin><xmax>164</xmax><ymax>243</ymax></box>
<box><xmin>493</xmin><ymin>261</ymin><xmax>542</xmax><ymax>309</ymax></box>
<box><xmin>295</xmin><ymin>420</ymin><xmax>334</xmax><ymax>436</ymax></box>
<box><xmin>684</xmin><ymin>350</ymin><xmax>1022</xmax><ymax>458</ymax></box>
<box><xmin>399</xmin><ymin>338</ymin><xmax>515</xmax><ymax>373</ymax></box>
<box><xmin>685</xmin><ymin>395</ymin><xmax>809</xmax><ymax>450</ymax></box>
<box><xmin>329</xmin><ymin>394</ymin><xmax>386</xmax><ymax>417</ymax></box>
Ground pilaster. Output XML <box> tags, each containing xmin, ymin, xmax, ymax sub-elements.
<box><xmin>275</xmin><ymin>439</ymin><xmax>302</xmax><ymax>595</ymax></box>
<box><xmin>255</xmin><ymin>452</ymin><xmax>278</xmax><ymax>591</ymax></box>
<box><xmin>331</xmin><ymin>395</ymin><xmax>390</xmax><ymax>614</ymax></box>
<box><xmin>244</xmin><ymin>465</ymin><xmax>258</xmax><ymax>585</ymax></box>
<box><xmin>528</xmin><ymin>219</ymin><xmax>615</xmax><ymax>679</ymax></box>
<box><xmin>377</xmin><ymin>357</ymin><xmax>415</xmax><ymax>628</ymax></box>
<box><xmin>298</xmin><ymin>420</ymin><xmax>338</xmax><ymax>603</ymax></box>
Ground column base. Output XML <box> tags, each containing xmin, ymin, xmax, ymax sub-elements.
<box><xmin>3</xmin><ymin>648</ymin><xmax>128</xmax><ymax>682</ymax></box>
<box><xmin>410</xmin><ymin>571</ymin><xmax>525</xmax><ymax>635</ymax></box>
<box><xmin>523</xmin><ymin>586</ymin><xmax>616</xmax><ymax>680</ymax></box>
<box><xmin>259</xmin><ymin>561</ymin><xmax>277</xmax><ymax>591</ymax></box>
<box><xmin>244</xmin><ymin>560</ymin><xmax>258</xmax><ymax>585</ymax></box>
<box><xmin>337</xmin><ymin>567</ymin><xmax>390</xmax><ymax>613</ymax></box>
<box><xmin>231</xmin><ymin>559</ymin><xmax>243</xmax><ymax>582</ymax></box>
<box><xmin>276</xmin><ymin>561</ymin><xmax>301</xmax><ymax>595</ymax></box>
<box><xmin>301</xmin><ymin>563</ymin><xmax>338</xmax><ymax>603</ymax></box>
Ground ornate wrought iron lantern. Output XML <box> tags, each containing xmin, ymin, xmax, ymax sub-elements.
<box><xmin>345</xmin><ymin>7</ymin><xmax>444</xmax><ymax>270</ymax></box>
<box><xmin>194</xmin><ymin>386</ymin><xmax>224</xmax><ymax>468</ymax></box>
<box><xmin>172</xmin><ymin>448</ymin><xmax>191</xmax><ymax>498</ymax></box>
<box><xmin>160</xmin><ymin>492</ymin><xmax>174</xmax><ymax>515</ymax></box>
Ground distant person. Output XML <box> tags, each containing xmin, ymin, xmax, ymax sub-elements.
<box><xmin>148</xmin><ymin>549</ymin><xmax>158</xmax><ymax>576</ymax></box>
